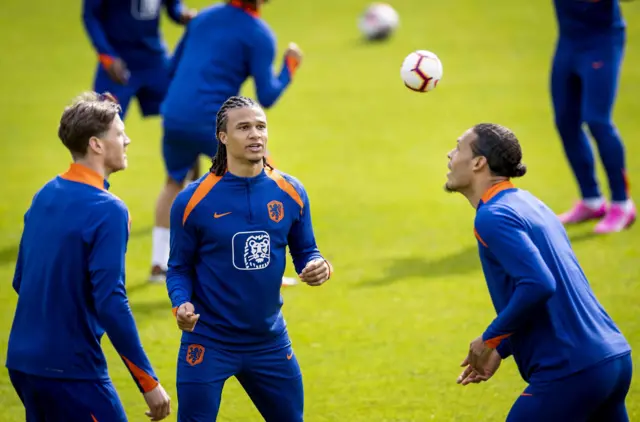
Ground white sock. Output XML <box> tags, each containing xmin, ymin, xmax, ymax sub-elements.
<box><xmin>152</xmin><ymin>227</ymin><xmax>171</xmax><ymax>270</ymax></box>
<box><xmin>612</xmin><ymin>199</ymin><xmax>633</xmax><ymax>212</ymax></box>
<box><xmin>583</xmin><ymin>197</ymin><xmax>605</xmax><ymax>210</ymax></box>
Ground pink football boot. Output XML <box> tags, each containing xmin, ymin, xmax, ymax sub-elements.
<box><xmin>558</xmin><ymin>201</ymin><xmax>607</xmax><ymax>225</ymax></box>
<box><xmin>594</xmin><ymin>202</ymin><xmax>637</xmax><ymax>234</ymax></box>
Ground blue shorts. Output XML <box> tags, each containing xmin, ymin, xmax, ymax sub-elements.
<box><xmin>507</xmin><ymin>352</ymin><xmax>633</xmax><ymax>421</ymax></box>
<box><xmin>176</xmin><ymin>341</ymin><xmax>303</xmax><ymax>422</ymax></box>
<box><xmin>93</xmin><ymin>62</ymin><xmax>170</xmax><ymax>118</ymax></box>
<box><xmin>162</xmin><ymin>124</ymin><xmax>218</xmax><ymax>183</ymax></box>
<box><xmin>8</xmin><ymin>369</ymin><xmax>127</xmax><ymax>422</ymax></box>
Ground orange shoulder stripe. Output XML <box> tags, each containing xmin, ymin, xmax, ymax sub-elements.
<box><xmin>266</xmin><ymin>169</ymin><xmax>304</xmax><ymax>212</ymax></box>
<box><xmin>474</xmin><ymin>228</ymin><xmax>488</xmax><ymax>248</ymax></box>
<box><xmin>183</xmin><ymin>173</ymin><xmax>222</xmax><ymax>225</ymax></box>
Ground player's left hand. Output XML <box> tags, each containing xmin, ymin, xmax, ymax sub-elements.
<box><xmin>299</xmin><ymin>258</ymin><xmax>331</xmax><ymax>286</ymax></box>
<box><xmin>180</xmin><ymin>8</ymin><xmax>197</xmax><ymax>24</ymax></box>
<box><xmin>467</xmin><ymin>335</ymin><xmax>495</xmax><ymax>375</ymax></box>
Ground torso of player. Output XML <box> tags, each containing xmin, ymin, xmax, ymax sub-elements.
<box><xmin>553</xmin><ymin>0</ymin><xmax>625</xmax><ymax>39</ymax></box>
<box><xmin>186</xmin><ymin>170</ymin><xmax>302</xmax><ymax>284</ymax></box>
<box><xmin>101</xmin><ymin>0</ymin><xmax>169</xmax><ymax>61</ymax></box>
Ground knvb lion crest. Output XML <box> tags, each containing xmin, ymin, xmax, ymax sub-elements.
<box><xmin>186</xmin><ymin>344</ymin><xmax>205</xmax><ymax>366</ymax></box>
<box><xmin>244</xmin><ymin>233</ymin><xmax>270</xmax><ymax>269</ymax></box>
<box><xmin>268</xmin><ymin>200</ymin><xmax>284</xmax><ymax>223</ymax></box>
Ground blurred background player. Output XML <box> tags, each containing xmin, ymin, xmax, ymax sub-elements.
<box><xmin>446</xmin><ymin>124</ymin><xmax>632</xmax><ymax>421</ymax></box>
<box><xmin>82</xmin><ymin>0</ymin><xmax>196</xmax><ymax>119</ymax></box>
<box><xmin>149</xmin><ymin>0</ymin><xmax>303</xmax><ymax>282</ymax></box>
<box><xmin>167</xmin><ymin>96</ymin><xmax>331</xmax><ymax>421</ymax></box>
<box><xmin>5</xmin><ymin>92</ymin><xmax>171</xmax><ymax>421</ymax></box>
<box><xmin>551</xmin><ymin>0</ymin><xmax>635</xmax><ymax>233</ymax></box>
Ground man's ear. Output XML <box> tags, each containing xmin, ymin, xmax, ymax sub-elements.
<box><xmin>88</xmin><ymin>136</ymin><xmax>104</xmax><ymax>155</ymax></box>
<box><xmin>472</xmin><ymin>155</ymin><xmax>488</xmax><ymax>172</ymax></box>
<box><xmin>218</xmin><ymin>132</ymin><xmax>227</xmax><ymax>145</ymax></box>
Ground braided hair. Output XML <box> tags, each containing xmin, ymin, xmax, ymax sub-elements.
<box><xmin>470</xmin><ymin>123</ymin><xmax>527</xmax><ymax>178</ymax></box>
<box><xmin>210</xmin><ymin>95</ymin><xmax>273</xmax><ymax>176</ymax></box>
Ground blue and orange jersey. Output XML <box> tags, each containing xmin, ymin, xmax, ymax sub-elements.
<box><xmin>6</xmin><ymin>163</ymin><xmax>158</xmax><ymax>393</ymax></box>
<box><xmin>161</xmin><ymin>1</ymin><xmax>300</xmax><ymax>130</ymax></box>
<box><xmin>166</xmin><ymin>167</ymin><xmax>329</xmax><ymax>350</ymax></box>
<box><xmin>474</xmin><ymin>181</ymin><xmax>631</xmax><ymax>383</ymax></box>
<box><xmin>553</xmin><ymin>0</ymin><xmax>625</xmax><ymax>39</ymax></box>
<box><xmin>82</xmin><ymin>0</ymin><xmax>187</xmax><ymax>70</ymax></box>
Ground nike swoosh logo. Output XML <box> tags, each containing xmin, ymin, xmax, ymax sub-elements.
<box><xmin>286</xmin><ymin>353</ymin><xmax>293</xmax><ymax>360</ymax></box>
<box><xmin>214</xmin><ymin>212</ymin><xmax>232</xmax><ymax>218</ymax></box>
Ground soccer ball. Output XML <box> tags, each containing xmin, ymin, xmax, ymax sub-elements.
<box><xmin>400</xmin><ymin>50</ymin><xmax>443</xmax><ymax>93</ymax></box>
<box><xmin>358</xmin><ymin>3</ymin><xmax>399</xmax><ymax>41</ymax></box>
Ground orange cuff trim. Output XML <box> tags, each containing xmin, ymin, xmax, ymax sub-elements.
<box><xmin>98</xmin><ymin>54</ymin><xmax>114</xmax><ymax>69</ymax></box>
<box><xmin>172</xmin><ymin>307</ymin><xmax>178</xmax><ymax>318</ymax></box>
<box><xmin>121</xmin><ymin>355</ymin><xmax>158</xmax><ymax>393</ymax></box>
<box><xmin>286</xmin><ymin>56</ymin><xmax>300</xmax><ymax>78</ymax></box>
<box><xmin>484</xmin><ymin>333</ymin><xmax>512</xmax><ymax>349</ymax></box>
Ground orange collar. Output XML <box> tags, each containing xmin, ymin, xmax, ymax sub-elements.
<box><xmin>229</xmin><ymin>0</ymin><xmax>260</xmax><ymax>17</ymax></box>
<box><xmin>59</xmin><ymin>163</ymin><xmax>107</xmax><ymax>191</ymax></box>
<box><xmin>480</xmin><ymin>180</ymin><xmax>515</xmax><ymax>204</ymax></box>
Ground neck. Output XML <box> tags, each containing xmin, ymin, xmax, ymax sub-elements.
<box><xmin>74</xmin><ymin>156</ymin><xmax>109</xmax><ymax>180</ymax></box>
<box><xmin>226</xmin><ymin>157</ymin><xmax>263</xmax><ymax>178</ymax></box>
<box><xmin>462</xmin><ymin>176</ymin><xmax>510</xmax><ymax>209</ymax></box>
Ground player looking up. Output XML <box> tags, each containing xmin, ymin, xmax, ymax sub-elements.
<box><xmin>445</xmin><ymin>123</ymin><xmax>632</xmax><ymax>421</ymax></box>
<box><xmin>6</xmin><ymin>92</ymin><xmax>171</xmax><ymax>422</ymax></box>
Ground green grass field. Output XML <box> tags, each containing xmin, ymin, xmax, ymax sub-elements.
<box><xmin>1</xmin><ymin>0</ymin><xmax>640</xmax><ymax>420</ymax></box>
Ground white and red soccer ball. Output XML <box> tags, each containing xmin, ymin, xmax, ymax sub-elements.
<box><xmin>358</xmin><ymin>3</ymin><xmax>399</xmax><ymax>41</ymax></box>
<box><xmin>400</xmin><ymin>50</ymin><xmax>443</xmax><ymax>93</ymax></box>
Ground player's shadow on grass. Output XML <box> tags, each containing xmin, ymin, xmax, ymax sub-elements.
<box><xmin>0</xmin><ymin>243</ymin><xmax>18</xmax><ymax>266</ymax></box>
<box><xmin>357</xmin><ymin>244</ymin><xmax>480</xmax><ymax>288</ymax></box>
<box><xmin>565</xmin><ymin>226</ymin><xmax>599</xmax><ymax>243</ymax></box>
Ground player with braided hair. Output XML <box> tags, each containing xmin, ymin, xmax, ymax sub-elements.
<box><xmin>149</xmin><ymin>0</ymin><xmax>302</xmax><ymax>282</ymax></box>
<box><xmin>209</xmin><ymin>96</ymin><xmax>273</xmax><ymax>177</ymax></box>
<box><xmin>445</xmin><ymin>123</ymin><xmax>632</xmax><ymax>421</ymax></box>
<box><xmin>166</xmin><ymin>95</ymin><xmax>331</xmax><ymax>421</ymax></box>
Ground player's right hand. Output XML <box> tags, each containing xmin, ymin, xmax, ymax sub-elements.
<box><xmin>456</xmin><ymin>350</ymin><xmax>501</xmax><ymax>386</ymax></box>
<box><xmin>284</xmin><ymin>42</ymin><xmax>303</xmax><ymax>68</ymax></box>
<box><xmin>176</xmin><ymin>302</ymin><xmax>200</xmax><ymax>332</ymax></box>
<box><xmin>143</xmin><ymin>383</ymin><xmax>171</xmax><ymax>421</ymax></box>
<box><xmin>107</xmin><ymin>58</ymin><xmax>130</xmax><ymax>85</ymax></box>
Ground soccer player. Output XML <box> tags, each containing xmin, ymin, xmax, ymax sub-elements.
<box><xmin>5</xmin><ymin>92</ymin><xmax>171</xmax><ymax>421</ymax></box>
<box><xmin>150</xmin><ymin>0</ymin><xmax>303</xmax><ymax>282</ymax></box>
<box><xmin>166</xmin><ymin>96</ymin><xmax>331</xmax><ymax>421</ymax></box>
<box><xmin>445</xmin><ymin>123</ymin><xmax>632</xmax><ymax>421</ymax></box>
<box><xmin>82</xmin><ymin>0</ymin><xmax>196</xmax><ymax>119</ymax></box>
<box><xmin>551</xmin><ymin>0</ymin><xmax>635</xmax><ymax>233</ymax></box>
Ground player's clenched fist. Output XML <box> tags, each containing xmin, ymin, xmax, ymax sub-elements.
<box><xmin>176</xmin><ymin>302</ymin><xmax>200</xmax><ymax>332</ymax></box>
<box><xmin>143</xmin><ymin>383</ymin><xmax>171</xmax><ymax>421</ymax></box>
<box><xmin>299</xmin><ymin>258</ymin><xmax>331</xmax><ymax>286</ymax></box>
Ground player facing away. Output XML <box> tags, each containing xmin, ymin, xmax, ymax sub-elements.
<box><xmin>150</xmin><ymin>0</ymin><xmax>303</xmax><ymax>282</ymax></box>
<box><xmin>5</xmin><ymin>92</ymin><xmax>171</xmax><ymax>422</ymax></box>
<box><xmin>166</xmin><ymin>96</ymin><xmax>332</xmax><ymax>421</ymax></box>
<box><xmin>551</xmin><ymin>0</ymin><xmax>635</xmax><ymax>233</ymax></box>
<box><xmin>82</xmin><ymin>0</ymin><xmax>196</xmax><ymax>119</ymax></box>
<box><xmin>445</xmin><ymin>124</ymin><xmax>632</xmax><ymax>421</ymax></box>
